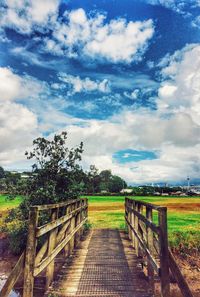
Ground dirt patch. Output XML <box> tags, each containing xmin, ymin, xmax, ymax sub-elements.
<box><xmin>89</xmin><ymin>203</ymin><xmax>124</xmax><ymax>211</ymax></box>
<box><xmin>166</xmin><ymin>203</ymin><xmax>200</xmax><ymax>212</ymax></box>
<box><xmin>168</xmin><ymin>251</ymin><xmax>200</xmax><ymax>297</ymax></box>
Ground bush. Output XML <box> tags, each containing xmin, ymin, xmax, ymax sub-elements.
<box><xmin>6</xmin><ymin>219</ymin><xmax>28</xmax><ymax>255</ymax></box>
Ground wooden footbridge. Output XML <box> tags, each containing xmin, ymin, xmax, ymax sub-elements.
<box><xmin>0</xmin><ymin>198</ymin><xmax>193</xmax><ymax>297</ymax></box>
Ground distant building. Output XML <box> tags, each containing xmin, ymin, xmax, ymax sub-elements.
<box><xmin>120</xmin><ymin>189</ymin><xmax>133</xmax><ymax>194</ymax></box>
<box><xmin>153</xmin><ymin>192</ymin><xmax>160</xmax><ymax>196</ymax></box>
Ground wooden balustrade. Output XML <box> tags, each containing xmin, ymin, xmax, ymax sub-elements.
<box><xmin>0</xmin><ymin>197</ymin><xmax>88</xmax><ymax>297</ymax></box>
<box><xmin>125</xmin><ymin>197</ymin><xmax>194</xmax><ymax>297</ymax></box>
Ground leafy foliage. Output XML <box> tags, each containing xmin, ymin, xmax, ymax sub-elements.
<box><xmin>84</xmin><ymin>166</ymin><xmax>127</xmax><ymax>194</ymax></box>
<box><xmin>20</xmin><ymin>131</ymin><xmax>84</xmax><ymax>218</ymax></box>
<box><xmin>4</xmin><ymin>132</ymin><xmax>84</xmax><ymax>253</ymax></box>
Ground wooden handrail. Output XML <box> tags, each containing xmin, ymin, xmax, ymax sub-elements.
<box><xmin>0</xmin><ymin>197</ymin><xmax>88</xmax><ymax>297</ymax></box>
<box><xmin>0</xmin><ymin>252</ymin><xmax>25</xmax><ymax>297</ymax></box>
<box><xmin>32</xmin><ymin>198</ymin><xmax>81</xmax><ymax>210</ymax></box>
<box><xmin>125</xmin><ymin>197</ymin><xmax>194</xmax><ymax>297</ymax></box>
<box><xmin>168</xmin><ymin>249</ymin><xmax>194</xmax><ymax>297</ymax></box>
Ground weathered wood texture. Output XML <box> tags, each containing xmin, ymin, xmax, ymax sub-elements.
<box><xmin>0</xmin><ymin>252</ymin><xmax>25</xmax><ymax>297</ymax></box>
<box><xmin>47</xmin><ymin>229</ymin><xmax>153</xmax><ymax>297</ymax></box>
<box><xmin>125</xmin><ymin>197</ymin><xmax>194</xmax><ymax>297</ymax></box>
<box><xmin>0</xmin><ymin>198</ymin><xmax>88</xmax><ymax>297</ymax></box>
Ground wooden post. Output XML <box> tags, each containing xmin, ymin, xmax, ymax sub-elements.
<box><xmin>135</xmin><ymin>203</ymin><xmax>141</xmax><ymax>257</ymax></box>
<box><xmin>130</xmin><ymin>202</ymin><xmax>135</xmax><ymax>247</ymax></box>
<box><xmin>45</xmin><ymin>208</ymin><xmax>58</xmax><ymax>290</ymax></box>
<box><xmin>64</xmin><ymin>205</ymin><xmax>71</xmax><ymax>257</ymax></box>
<box><xmin>128</xmin><ymin>201</ymin><xmax>131</xmax><ymax>240</ymax></box>
<box><xmin>68</xmin><ymin>204</ymin><xmax>76</xmax><ymax>255</ymax></box>
<box><xmin>23</xmin><ymin>207</ymin><xmax>39</xmax><ymax>297</ymax></box>
<box><xmin>75</xmin><ymin>200</ymin><xmax>81</xmax><ymax>246</ymax></box>
<box><xmin>158</xmin><ymin>208</ymin><xmax>170</xmax><ymax>297</ymax></box>
<box><xmin>146</xmin><ymin>207</ymin><xmax>155</xmax><ymax>294</ymax></box>
<box><xmin>125</xmin><ymin>198</ymin><xmax>128</xmax><ymax>232</ymax></box>
<box><xmin>80</xmin><ymin>199</ymin><xmax>84</xmax><ymax>236</ymax></box>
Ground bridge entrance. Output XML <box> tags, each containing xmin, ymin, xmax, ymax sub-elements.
<box><xmin>0</xmin><ymin>198</ymin><xmax>193</xmax><ymax>297</ymax></box>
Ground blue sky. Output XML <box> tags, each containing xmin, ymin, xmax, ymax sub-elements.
<box><xmin>0</xmin><ymin>0</ymin><xmax>200</xmax><ymax>184</ymax></box>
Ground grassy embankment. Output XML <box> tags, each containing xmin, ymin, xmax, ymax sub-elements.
<box><xmin>0</xmin><ymin>194</ymin><xmax>200</xmax><ymax>250</ymax></box>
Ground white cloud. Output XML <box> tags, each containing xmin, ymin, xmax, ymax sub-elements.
<box><xmin>124</xmin><ymin>89</ymin><xmax>140</xmax><ymax>100</ymax></box>
<box><xmin>145</xmin><ymin>0</ymin><xmax>200</xmax><ymax>15</ymax></box>
<box><xmin>0</xmin><ymin>0</ymin><xmax>59</xmax><ymax>34</ymax></box>
<box><xmin>58</xmin><ymin>73</ymin><xmax>110</xmax><ymax>94</ymax></box>
<box><xmin>0</xmin><ymin>67</ymin><xmax>43</xmax><ymax>166</ymax></box>
<box><xmin>45</xmin><ymin>8</ymin><xmax>154</xmax><ymax>63</ymax></box>
<box><xmin>51</xmin><ymin>44</ymin><xmax>200</xmax><ymax>183</ymax></box>
<box><xmin>0</xmin><ymin>90</ymin><xmax>39</xmax><ymax>166</ymax></box>
<box><xmin>0</xmin><ymin>67</ymin><xmax>47</xmax><ymax>102</ymax></box>
<box><xmin>157</xmin><ymin>44</ymin><xmax>200</xmax><ymax>126</ymax></box>
<box><xmin>0</xmin><ymin>67</ymin><xmax>22</xmax><ymax>101</ymax></box>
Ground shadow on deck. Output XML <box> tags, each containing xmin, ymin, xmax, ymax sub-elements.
<box><xmin>46</xmin><ymin>229</ymin><xmax>152</xmax><ymax>297</ymax></box>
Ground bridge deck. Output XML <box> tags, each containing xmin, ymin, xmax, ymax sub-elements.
<box><xmin>47</xmin><ymin>229</ymin><xmax>152</xmax><ymax>297</ymax></box>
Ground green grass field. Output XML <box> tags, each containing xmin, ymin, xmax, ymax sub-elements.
<box><xmin>0</xmin><ymin>194</ymin><xmax>22</xmax><ymax>212</ymax></box>
<box><xmin>0</xmin><ymin>194</ymin><xmax>200</xmax><ymax>249</ymax></box>
<box><xmin>84</xmin><ymin>195</ymin><xmax>200</xmax><ymax>249</ymax></box>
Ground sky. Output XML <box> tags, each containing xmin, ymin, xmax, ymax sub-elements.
<box><xmin>0</xmin><ymin>0</ymin><xmax>200</xmax><ymax>185</ymax></box>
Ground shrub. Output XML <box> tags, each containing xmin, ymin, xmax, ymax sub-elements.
<box><xmin>6</xmin><ymin>219</ymin><xmax>28</xmax><ymax>255</ymax></box>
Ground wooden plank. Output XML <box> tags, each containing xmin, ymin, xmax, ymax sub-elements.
<box><xmin>23</xmin><ymin>207</ymin><xmax>39</xmax><ymax>297</ymax></box>
<box><xmin>75</xmin><ymin>201</ymin><xmax>81</xmax><ymax>245</ymax></box>
<box><xmin>56</xmin><ymin>221</ymin><xmax>70</xmax><ymax>245</ymax></box>
<box><xmin>158</xmin><ymin>208</ymin><xmax>170</xmax><ymax>297</ymax></box>
<box><xmin>134</xmin><ymin>203</ymin><xmax>139</xmax><ymax>256</ymax></box>
<box><xmin>45</xmin><ymin>209</ymin><xmax>58</xmax><ymax>290</ymax></box>
<box><xmin>34</xmin><ymin>218</ymin><xmax>87</xmax><ymax>276</ymax></box>
<box><xmin>127</xmin><ymin>205</ymin><xmax>159</xmax><ymax>234</ymax></box>
<box><xmin>68</xmin><ymin>206</ymin><xmax>75</xmax><ymax>255</ymax></box>
<box><xmin>34</xmin><ymin>198</ymin><xmax>86</xmax><ymax>211</ymax></box>
<box><xmin>125</xmin><ymin>216</ymin><xmax>159</xmax><ymax>274</ymax></box>
<box><xmin>0</xmin><ymin>252</ymin><xmax>25</xmax><ymax>297</ymax></box>
<box><xmin>36</xmin><ymin>205</ymin><xmax>87</xmax><ymax>237</ymax></box>
<box><xmin>146</xmin><ymin>207</ymin><xmax>155</xmax><ymax>294</ymax></box>
<box><xmin>35</xmin><ymin>240</ymin><xmax>48</xmax><ymax>266</ymax></box>
<box><xmin>169</xmin><ymin>250</ymin><xmax>194</xmax><ymax>297</ymax></box>
<box><xmin>130</xmin><ymin>205</ymin><xmax>135</xmax><ymax>247</ymax></box>
<box><xmin>64</xmin><ymin>205</ymin><xmax>71</xmax><ymax>257</ymax></box>
<box><xmin>126</xmin><ymin>197</ymin><xmax>166</xmax><ymax>211</ymax></box>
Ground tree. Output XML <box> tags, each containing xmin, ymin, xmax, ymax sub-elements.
<box><xmin>4</xmin><ymin>132</ymin><xmax>84</xmax><ymax>254</ymax></box>
<box><xmin>19</xmin><ymin>131</ymin><xmax>83</xmax><ymax>217</ymax></box>
<box><xmin>87</xmin><ymin>165</ymin><xmax>100</xmax><ymax>193</ymax></box>
<box><xmin>0</xmin><ymin>166</ymin><xmax>5</xmax><ymax>178</ymax></box>
<box><xmin>109</xmin><ymin>175</ymin><xmax>127</xmax><ymax>193</ymax></box>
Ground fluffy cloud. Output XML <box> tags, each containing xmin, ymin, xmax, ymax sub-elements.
<box><xmin>0</xmin><ymin>67</ymin><xmax>40</xmax><ymax>166</ymax></box>
<box><xmin>0</xmin><ymin>67</ymin><xmax>47</xmax><ymax>102</ymax></box>
<box><xmin>0</xmin><ymin>101</ymin><xmax>38</xmax><ymax>165</ymax></box>
<box><xmin>0</xmin><ymin>68</ymin><xmax>21</xmax><ymax>101</ymax></box>
<box><xmin>54</xmin><ymin>106</ymin><xmax>200</xmax><ymax>183</ymax></box>
<box><xmin>45</xmin><ymin>8</ymin><xmax>154</xmax><ymax>63</ymax></box>
<box><xmin>157</xmin><ymin>44</ymin><xmax>200</xmax><ymax>125</ymax></box>
<box><xmin>58</xmin><ymin>73</ymin><xmax>110</xmax><ymax>94</ymax></box>
<box><xmin>0</xmin><ymin>0</ymin><xmax>59</xmax><ymax>34</ymax></box>
<box><xmin>53</xmin><ymin>44</ymin><xmax>200</xmax><ymax>183</ymax></box>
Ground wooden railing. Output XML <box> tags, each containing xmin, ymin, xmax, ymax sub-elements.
<box><xmin>125</xmin><ymin>197</ymin><xmax>193</xmax><ymax>297</ymax></box>
<box><xmin>0</xmin><ymin>197</ymin><xmax>88</xmax><ymax>297</ymax></box>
